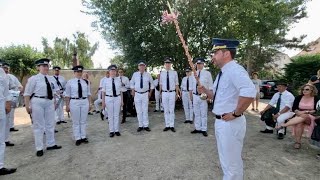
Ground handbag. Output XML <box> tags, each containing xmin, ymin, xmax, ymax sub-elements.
<box><xmin>261</xmin><ymin>107</ymin><xmax>277</xmax><ymax>127</ymax></box>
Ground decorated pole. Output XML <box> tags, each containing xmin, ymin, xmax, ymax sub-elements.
<box><xmin>161</xmin><ymin>2</ymin><xmax>207</xmax><ymax>99</ymax></box>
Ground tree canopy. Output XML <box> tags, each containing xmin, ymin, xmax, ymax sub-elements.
<box><xmin>42</xmin><ymin>31</ymin><xmax>99</xmax><ymax>69</ymax></box>
<box><xmin>83</xmin><ymin>0</ymin><xmax>308</xmax><ymax>75</ymax></box>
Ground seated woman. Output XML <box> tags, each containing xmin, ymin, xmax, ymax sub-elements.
<box><xmin>276</xmin><ymin>84</ymin><xmax>319</xmax><ymax>149</ymax></box>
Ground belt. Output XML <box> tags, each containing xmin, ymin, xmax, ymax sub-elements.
<box><xmin>105</xmin><ymin>94</ymin><xmax>120</xmax><ymax>97</ymax></box>
<box><xmin>34</xmin><ymin>96</ymin><xmax>50</xmax><ymax>99</ymax></box>
<box><xmin>135</xmin><ymin>91</ymin><xmax>148</xmax><ymax>94</ymax></box>
<box><xmin>193</xmin><ymin>93</ymin><xmax>200</xmax><ymax>96</ymax></box>
<box><xmin>162</xmin><ymin>90</ymin><xmax>176</xmax><ymax>92</ymax></box>
<box><xmin>215</xmin><ymin>114</ymin><xmax>243</xmax><ymax>119</ymax></box>
<box><xmin>71</xmin><ymin>97</ymin><xmax>87</xmax><ymax>100</ymax></box>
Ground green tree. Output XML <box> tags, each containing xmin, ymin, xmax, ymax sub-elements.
<box><xmin>42</xmin><ymin>31</ymin><xmax>99</xmax><ymax>68</ymax></box>
<box><xmin>283</xmin><ymin>54</ymin><xmax>320</xmax><ymax>95</ymax></box>
<box><xmin>83</xmin><ymin>0</ymin><xmax>307</xmax><ymax>75</ymax></box>
<box><xmin>0</xmin><ymin>45</ymin><xmax>42</xmax><ymax>81</ymax></box>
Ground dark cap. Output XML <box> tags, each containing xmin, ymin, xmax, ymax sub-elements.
<box><xmin>2</xmin><ymin>62</ymin><xmax>9</xmax><ymax>68</ymax></box>
<box><xmin>185</xmin><ymin>67</ymin><xmax>191</xmax><ymax>72</ymax></box>
<box><xmin>195</xmin><ymin>58</ymin><xmax>205</xmax><ymax>64</ymax></box>
<box><xmin>72</xmin><ymin>65</ymin><xmax>84</xmax><ymax>72</ymax></box>
<box><xmin>108</xmin><ymin>64</ymin><xmax>118</xmax><ymax>70</ymax></box>
<box><xmin>53</xmin><ymin>66</ymin><xmax>61</xmax><ymax>71</ymax></box>
<box><xmin>138</xmin><ymin>60</ymin><xmax>146</xmax><ymax>66</ymax></box>
<box><xmin>35</xmin><ymin>58</ymin><xmax>50</xmax><ymax>66</ymax></box>
<box><xmin>212</xmin><ymin>38</ymin><xmax>240</xmax><ymax>51</ymax></box>
<box><xmin>164</xmin><ymin>57</ymin><xmax>173</xmax><ymax>63</ymax></box>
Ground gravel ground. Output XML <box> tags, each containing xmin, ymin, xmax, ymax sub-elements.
<box><xmin>2</xmin><ymin>100</ymin><xmax>320</xmax><ymax>180</ymax></box>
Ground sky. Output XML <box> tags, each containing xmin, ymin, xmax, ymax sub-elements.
<box><xmin>0</xmin><ymin>0</ymin><xmax>319</xmax><ymax>68</ymax></box>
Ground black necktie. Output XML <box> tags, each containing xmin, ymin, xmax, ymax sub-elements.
<box><xmin>196</xmin><ymin>71</ymin><xmax>201</xmax><ymax>95</ymax></box>
<box><xmin>187</xmin><ymin>77</ymin><xmax>189</xmax><ymax>91</ymax></box>
<box><xmin>140</xmin><ymin>73</ymin><xmax>143</xmax><ymax>89</ymax></box>
<box><xmin>54</xmin><ymin>76</ymin><xmax>63</xmax><ymax>90</ymax></box>
<box><xmin>275</xmin><ymin>93</ymin><xmax>282</xmax><ymax>113</ymax></box>
<box><xmin>213</xmin><ymin>71</ymin><xmax>222</xmax><ymax>106</ymax></box>
<box><xmin>78</xmin><ymin>79</ymin><xmax>83</xmax><ymax>98</ymax></box>
<box><xmin>45</xmin><ymin>76</ymin><xmax>53</xmax><ymax>100</ymax></box>
<box><xmin>112</xmin><ymin>78</ymin><xmax>117</xmax><ymax>96</ymax></box>
<box><xmin>167</xmin><ymin>71</ymin><xmax>170</xmax><ymax>91</ymax></box>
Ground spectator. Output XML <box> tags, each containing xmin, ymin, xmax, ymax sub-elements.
<box><xmin>251</xmin><ymin>72</ymin><xmax>261</xmax><ymax>111</ymax></box>
<box><xmin>276</xmin><ymin>84</ymin><xmax>319</xmax><ymax>149</ymax></box>
<box><xmin>309</xmin><ymin>69</ymin><xmax>320</xmax><ymax>97</ymax></box>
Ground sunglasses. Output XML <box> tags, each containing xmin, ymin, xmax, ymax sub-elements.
<box><xmin>303</xmin><ymin>88</ymin><xmax>311</xmax><ymax>91</ymax></box>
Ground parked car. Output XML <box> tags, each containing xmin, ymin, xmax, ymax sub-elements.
<box><xmin>259</xmin><ymin>80</ymin><xmax>278</xmax><ymax>99</ymax></box>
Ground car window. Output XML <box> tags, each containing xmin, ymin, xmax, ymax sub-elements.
<box><xmin>267</xmin><ymin>82</ymin><xmax>275</xmax><ymax>86</ymax></box>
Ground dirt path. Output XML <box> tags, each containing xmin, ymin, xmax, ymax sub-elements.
<box><xmin>2</xmin><ymin>101</ymin><xmax>320</xmax><ymax>180</ymax></box>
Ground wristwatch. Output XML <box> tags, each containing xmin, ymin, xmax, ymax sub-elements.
<box><xmin>232</xmin><ymin>111</ymin><xmax>242</xmax><ymax>117</ymax></box>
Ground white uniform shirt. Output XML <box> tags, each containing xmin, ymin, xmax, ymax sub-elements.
<box><xmin>101</xmin><ymin>77</ymin><xmax>122</xmax><ymax>96</ymax></box>
<box><xmin>191</xmin><ymin>69</ymin><xmax>213</xmax><ymax>94</ymax></box>
<box><xmin>153</xmin><ymin>79</ymin><xmax>160</xmax><ymax>92</ymax></box>
<box><xmin>130</xmin><ymin>71</ymin><xmax>154</xmax><ymax>92</ymax></box>
<box><xmin>212</xmin><ymin>60</ymin><xmax>256</xmax><ymax>115</ymax></box>
<box><xmin>7</xmin><ymin>74</ymin><xmax>22</xmax><ymax>91</ymax></box>
<box><xmin>24</xmin><ymin>73</ymin><xmax>59</xmax><ymax>97</ymax></box>
<box><xmin>53</xmin><ymin>75</ymin><xmax>66</xmax><ymax>90</ymax></box>
<box><xmin>160</xmin><ymin>70</ymin><xmax>179</xmax><ymax>91</ymax></box>
<box><xmin>0</xmin><ymin>68</ymin><xmax>10</xmax><ymax>102</ymax></box>
<box><xmin>269</xmin><ymin>90</ymin><xmax>294</xmax><ymax>111</ymax></box>
<box><xmin>181</xmin><ymin>76</ymin><xmax>194</xmax><ymax>91</ymax></box>
<box><xmin>119</xmin><ymin>75</ymin><xmax>130</xmax><ymax>92</ymax></box>
<box><xmin>99</xmin><ymin>77</ymin><xmax>108</xmax><ymax>88</ymax></box>
<box><xmin>64</xmin><ymin>78</ymin><xmax>91</xmax><ymax>98</ymax></box>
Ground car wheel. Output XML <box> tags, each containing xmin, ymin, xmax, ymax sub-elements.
<box><xmin>260</xmin><ymin>92</ymin><xmax>265</xmax><ymax>99</ymax></box>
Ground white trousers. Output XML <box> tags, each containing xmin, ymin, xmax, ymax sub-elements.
<box><xmin>215</xmin><ymin>116</ymin><xmax>246</xmax><ymax>180</ymax></box>
<box><xmin>162</xmin><ymin>92</ymin><xmax>176</xmax><ymax>127</ymax></box>
<box><xmin>155</xmin><ymin>90</ymin><xmax>163</xmax><ymax>111</ymax></box>
<box><xmin>70</xmin><ymin>99</ymin><xmax>89</xmax><ymax>140</ymax></box>
<box><xmin>94</xmin><ymin>98</ymin><xmax>103</xmax><ymax>111</ymax></box>
<box><xmin>134</xmin><ymin>93</ymin><xmax>149</xmax><ymax>127</ymax></box>
<box><xmin>265</xmin><ymin>111</ymin><xmax>295</xmax><ymax>133</ymax></box>
<box><xmin>193</xmin><ymin>95</ymin><xmax>208</xmax><ymax>131</ymax></box>
<box><xmin>55</xmin><ymin>99</ymin><xmax>64</xmax><ymax>122</ymax></box>
<box><xmin>182</xmin><ymin>91</ymin><xmax>193</xmax><ymax>121</ymax></box>
<box><xmin>31</xmin><ymin>98</ymin><xmax>56</xmax><ymax>151</ymax></box>
<box><xmin>0</xmin><ymin>100</ymin><xmax>6</xmax><ymax>169</ymax></box>
<box><xmin>105</xmin><ymin>96</ymin><xmax>121</xmax><ymax>132</ymax></box>
<box><xmin>5</xmin><ymin>108</ymin><xmax>15</xmax><ymax>142</ymax></box>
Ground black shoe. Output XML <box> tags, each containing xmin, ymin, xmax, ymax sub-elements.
<box><xmin>0</xmin><ymin>167</ymin><xmax>17</xmax><ymax>175</ymax></box>
<box><xmin>184</xmin><ymin>120</ymin><xmax>189</xmax><ymax>123</ymax></box>
<box><xmin>5</xmin><ymin>142</ymin><xmax>14</xmax><ymax>147</ymax></box>
<box><xmin>137</xmin><ymin>127</ymin><xmax>143</xmax><ymax>132</ymax></box>
<box><xmin>191</xmin><ymin>129</ymin><xmax>200</xmax><ymax>134</ymax></box>
<box><xmin>75</xmin><ymin>140</ymin><xmax>82</xmax><ymax>146</ymax></box>
<box><xmin>202</xmin><ymin>131</ymin><xmax>208</xmax><ymax>137</ymax></box>
<box><xmin>100</xmin><ymin>111</ymin><xmax>104</xmax><ymax>120</ymax></box>
<box><xmin>93</xmin><ymin>110</ymin><xmax>96</xmax><ymax>112</ymax></box>
<box><xmin>88</xmin><ymin>112</ymin><xmax>93</xmax><ymax>115</ymax></box>
<box><xmin>47</xmin><ymin>145</ymin><xmax>62</xmax><ymax>150</ymax></box>
<box><xmin>96</xmin><ymin>111</ymin><xmax>100</xmax><ymax>114</ymax></box>
<box><xmin>163</xmin><ymin>127</ymin><xmax>170</xmax><ymax>131</ymax></box>
<box><xmin>9</xmin><ymin>128</ymin><xmax>18</xmax><ymax>132</ymax></box>
<box><xmin>260</xmin><ymin>129</ymin><xmax>274</xmax><ymax>134</ymax></box>
<box><xmin>154</xmin><ymin>110</ymin><xmax>158</xmax><ymax>112</ymax></box>
<box><xmin>170</xmin><ymin>127</ymin><xmax>176</xmax><ymax>132</ymax></box>
<box><xmin>36</xmin><ymin>150</ymin><xmax>43</xmax><ymax>157</ymax></box>
<box><xmin>144</xmin><ymin>127</ymin><xmax>151</xmax><ymax>132</ymax></box>
<box><xmin>54</xmin><ymin>130</ymin><xmax>58</xmax><ymax>133</ymax></box>
<box><xmin>161</xmin><ymin>110</ymin><xmax>164</xmax><ymax>113</ymax></box>
<box><xmin>189</xmin><ymin>121</ymin><xmax>193</xmax><ymax>124</ymax></box>
<box><xmin>278</xmin><ymin>133</ymin><xmax>284</xmax><ymax>140</ymax></box>
<box><xmin>115</xmin><ymin>132</ymin><xmax>121</xmax><ymax>136</ymax></box>
<box><xmin>56</xmin><ymin>121</ymin><xmax>61</xmax><ymax>125</ymax></box>
<box><xmin>60</xmin><ymin>121</ymin><xmax>67</xmax><ymax>124</ymax></box>
<box><xmin>109</xmin><ymin>132</ymin><xmax>115</xmax><ymax>137</ymax></box>
<box><xmin>81</xmin><ymin>138</ymin><xmax>89</xmax><ymax>143</ymax></box>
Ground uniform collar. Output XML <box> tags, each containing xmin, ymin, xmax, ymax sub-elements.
<box><xmin>221</xmin><ymin>60</ymin><xmax>236</xmax><ymax>73</ymax></box>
